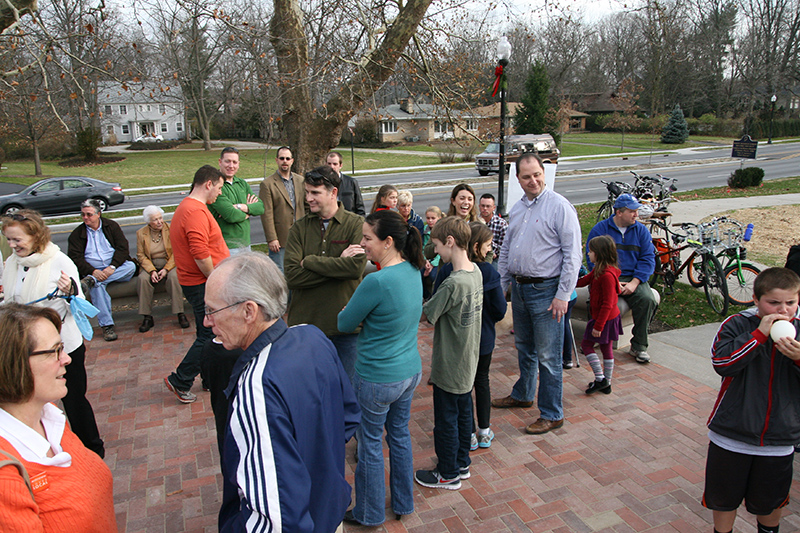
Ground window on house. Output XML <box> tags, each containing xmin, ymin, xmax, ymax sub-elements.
<box><xmin>161</xmin><ymin>123</ymin><xmax>168</xmax><ymax>133</ymax></box>
<box><xmin>381</xmin><ymin>121</ymin><xmax>397</xmax><ymax>134</ymax></box>
<box><xmin>435</xmin><ymin>121</ymin><xmax>451</xmax><ymax>133</ymax></box>
<box><xmin>147</xmin><ymin>105</ymin><xmax>152</xmax><ymax>112</ymax></box>
<box><xmin>159</xmin><ymin>104</ymin><xmax>166</xmax><ymax>114</ymax></box>
<box><xmin>106</xmin><ymin>125</ymin><xmax>114</xmax><ymax>135</ymax></box>
<box><xmin>121</xmin><ymin>125</ymin><xmax>130</xmax><ymax>135</ymax></box>
<box><xmin>104</xmin><ymin>105</ymin><xmax>112</xmax><ymax>115</ymax></box>
<box><xmin>119</xmin><ymin>105</ymin><xmax>127</xmax><ymax>115</ymax></box>
<box><xmin>466</xmin><ymin>119</ymin><xmax>478</xmax><ymax>131</ymax></box>
<box><xmin>139</xmin><ymin>105</ymin><xmax>144</xmax><ymax>112</ymax></box>
<box><xmin>176</xmin><ymin>122</ymin><xmax>183</xmax><ymax>132</ymax></box>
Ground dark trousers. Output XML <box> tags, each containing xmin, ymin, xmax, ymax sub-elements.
<box><xmin>63</xmin><ymin>343</ymin><xmax>104</xmax><ymax>457</ymax></box>
<box><xmin>472</xmin><ymin>352</ymin><xmax>493</xmax><ymax>431</ymax></box>
<box><xmin>199</xmin><ymin>340</ymin><xmax>243</xmax><ymax>459</ymax></box>
<box><xmin>433</xmin><ymin>384</ymin><xmax>472</xmax><ymax>480</ymax></box>
<box><xmin>169</xmin><ymin>283</ymin><xmax>214</xmax><ymax>391</ymax></box>
<box><xmin>562</xmin><ymin>298</ymin><xmax>577</xmax><ymax>365</ymax></box>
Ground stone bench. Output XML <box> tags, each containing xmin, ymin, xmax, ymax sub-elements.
<box><xmin>572</xmin><ymin>285</ymin><xmax>660</xmax><ymax>349</ymax></box>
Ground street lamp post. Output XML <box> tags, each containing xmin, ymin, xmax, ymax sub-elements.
<box><xmin>495</xmin><ymin>36</ymin><xmax>511</xmax><ymax>215</ymax></box>
<box><xmin>768</xmin><ymin>94</ymin><xmax>777</xmax><ymax>144</ymax></box>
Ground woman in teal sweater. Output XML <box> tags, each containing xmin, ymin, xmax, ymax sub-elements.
<box><xmin>338</xmin><ymin>210</ymin><xmax>425</xmax><ymax>526</ymax></box>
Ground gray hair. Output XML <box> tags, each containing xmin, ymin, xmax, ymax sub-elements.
<box><xmin>215</xmin><ymin>252</ymin><xmax>288</xmax><ymax>321</ymax></box>
<box><xmin>397</xmin><ymin>190</ymin><xmax>413</xmax><ymax>206</ymax></box>
<box><xmin>142</xmin><ymin>205</ymin><xmax>165</xmax><ymax>224</ymax></box>
<box><xmin>80</xmin><ymin>199</ymin><xmax>102</xmax><ymax>215</ymax></box>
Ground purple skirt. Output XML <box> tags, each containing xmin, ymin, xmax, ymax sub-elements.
<box><xmin>583</xmin><ymin>314</ymin><xmax>623</xmax><ymax>345</ymax></box>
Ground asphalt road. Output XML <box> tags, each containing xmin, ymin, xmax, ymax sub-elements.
<box><xmin>23</xmin><ymin>141</ymin><xmax>800</xmax><ymax>255</ymax></box>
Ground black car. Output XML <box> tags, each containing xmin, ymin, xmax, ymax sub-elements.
<box><xmin>0</xmin><ymin>176</ymin><xmax>125</xmax><ymax>215</ymax></box>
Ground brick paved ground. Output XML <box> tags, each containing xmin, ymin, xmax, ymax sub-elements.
<box><xmin>83</xmin><ymin>316</ymin><xmax>800</xmax><ymax>532</ymax></box>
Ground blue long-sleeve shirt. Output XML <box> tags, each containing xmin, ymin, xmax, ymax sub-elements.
<box><xmin>220</xmin><ymin>320</ymin><xmax>360</xmax><ymax>533</ymax></box>
<box><xmin>586</xmin><ymin>217</ymin><xmax>655</xmax><ymax>283</ymax></box>
<box><xmin>498</xmin><ymin>187</ymin><xmax>582</xmax><ymax>300</ymax></box>
<box><xmin>337</xmin><ymin>261</ymin><xmax>423</xmax><ymax>383</ymax></box>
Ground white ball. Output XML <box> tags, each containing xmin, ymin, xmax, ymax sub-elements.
<box><xmin>770</xmin><ymin>320</ymin><xmax>796</xmax><ymax>342</ymax></box>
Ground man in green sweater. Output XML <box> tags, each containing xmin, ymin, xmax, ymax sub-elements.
<box><xmin>285</xmin><ymin>166</ymin><xmax>366</xmax><ymax>379</ymax></box>
<box><xmin>208</xmin><ymin>147</ymin><xmax>264</xmax><ymax>254</ymax></box>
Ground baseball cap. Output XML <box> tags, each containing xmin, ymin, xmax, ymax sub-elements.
<box><xmin>613</xmin><ymin>193</ymin><xmax>641</xmax><ymax>210</ymax></box>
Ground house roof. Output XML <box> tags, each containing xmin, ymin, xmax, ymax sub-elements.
<box><xmin>374</xmin><ymin>98</ymin><xmax>480</xmax><ymax>122</ymax></box>
<box><xmin>97</xmin><ymin>81</ymin><xmax>184</xmax><ymax>104</ymax></box>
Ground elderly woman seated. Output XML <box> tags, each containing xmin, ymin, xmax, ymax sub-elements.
<box><xmin>136</xmin><ymin>205</ymin><xmax>188</xmax><ymax>333</ymax></box>
<box><xmin>0</xmin><ymin>304</ymin><xmax>117</xmax><ymax>531</ymax></box>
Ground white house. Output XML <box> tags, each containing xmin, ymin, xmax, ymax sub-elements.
<box><xmin>97</xmin><ymin>82</ymin><xmax>189</xmax><ymax>144</ymax></box>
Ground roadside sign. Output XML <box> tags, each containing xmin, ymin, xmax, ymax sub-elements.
<box><xmin>731</xmin><ymin>135</ymin><xmax>758</xmax><ymax>159</ymax></box>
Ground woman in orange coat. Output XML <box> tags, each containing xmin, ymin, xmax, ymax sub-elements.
<box><xmin>0</xmin><ymin>304</ymin><xmax>116</xmax><ymax>532</ymax></box>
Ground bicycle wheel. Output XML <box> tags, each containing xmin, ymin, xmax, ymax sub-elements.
<box><xmin>703</xmin><ymin>253</ymin><xmax>729</xmax><ymax>316</ymax></box>
<box><xmin>686</xmin><ymin>253</ymin><xmax>705</xmax><ymax>287</ymax></box>
<box><xmin>724</xmin><ymin>264</ymin><xmax>761</xmax><ymax>306</ymax></box>
<box><xmin>596</xmin><ymin>202</ymin><xmax>612</xmax><ymax>223</ymax></box>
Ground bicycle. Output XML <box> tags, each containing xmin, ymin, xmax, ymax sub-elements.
<box><xmin>650</xmin><ymin>219</ymin><xmax>729</xmax><ymax>316</ymax></box>
<box><xmin>597</xmin><ymin>180</ymin><xmax>632</xmax><ymax>222</ymax></box>
<box><xmin>684</xmin><ymin>217</ymin><xmax>761</xmax><ymax>306</ymax></box>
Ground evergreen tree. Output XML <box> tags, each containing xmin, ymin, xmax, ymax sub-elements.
<box><xmin>661</xmin><ymin>104</ymin><xmax>689</xmax><ymax>144</ymax></box>
<box><xmin>514</xmin><ymin>62</ymin><xmax>551</xmax><ymax>135</ymax></box>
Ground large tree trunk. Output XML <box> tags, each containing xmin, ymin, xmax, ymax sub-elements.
<box><xmin>1</xmin><ymin>0</ymin><xmax>37</xmax><ymax>33</ymax></box>
<box><xmin>33</xmin><ymin>142</ymin><xmax>42</xmax><ymax>176</ymax></box>
<box><xmin>271</xmin><ymin>0</ymin><xmax>434</xmax><ymax>173</ymax></box>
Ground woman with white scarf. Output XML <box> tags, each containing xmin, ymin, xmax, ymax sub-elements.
<box><xmin>1</xmin><ymin>210</ymin><xmax>105</xmax><ymax>458</ymax></box>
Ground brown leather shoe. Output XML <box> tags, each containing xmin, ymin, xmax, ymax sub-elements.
<box><xmin>525</xmin><ymin>418</ymin><xmax>564</xmax><ymax>435</ymax></box>
<box><xmin>491</xmin><ymin>395</ymin><xmax>534</xmax><ymax>409</ymax></box>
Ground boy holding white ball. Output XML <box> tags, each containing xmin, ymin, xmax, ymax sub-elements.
<box><xmin>705</xmin><ymin>267</ymin><xmax>800</xmax><ymax>533</ymax></box>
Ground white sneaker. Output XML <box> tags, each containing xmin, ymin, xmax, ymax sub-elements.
<box><xmin>630</xmin><ymin>349</ymin><xmax>650</xmax><ymax>364</ymax></box>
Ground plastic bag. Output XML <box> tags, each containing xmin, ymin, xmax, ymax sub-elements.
<box><xmin>68</xmin><ymin>295</ymin><xmax>99</xmax><ymax>341</ymax></box>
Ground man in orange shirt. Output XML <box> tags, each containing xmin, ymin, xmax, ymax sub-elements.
<box><xmin>164</xmin><ymin>165</ymin><xmax>230</xmax><ymax>403</ymax></box>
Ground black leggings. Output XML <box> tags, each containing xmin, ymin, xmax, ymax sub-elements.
<box><xmin>63</xmin><ymin>343</ymin><xmax>105</xmax><ymax>457</ymax></box>
<box><xmin>472</xmin><ymin>351</ymin><xmax>493</xmax><ymax>431</ymax></box>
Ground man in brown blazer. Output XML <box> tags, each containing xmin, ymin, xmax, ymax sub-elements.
<box><xmin>259</xmin><ymin>146</ymin><xmax>306</xmax><ymax>272</ymax></box>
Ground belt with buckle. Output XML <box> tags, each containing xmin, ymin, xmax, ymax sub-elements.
<box><xmin>513</xmin><ymin>275</ymin><xmax>558</xmax><ymax>284</ymax></box>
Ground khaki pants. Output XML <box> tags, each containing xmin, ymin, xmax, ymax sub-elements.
<box><xmin>138</xmin><ymin>258</ymin><xmax>184</xmax><ymax>315</ymax></box>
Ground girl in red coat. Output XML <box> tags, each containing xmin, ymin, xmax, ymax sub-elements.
<box><xmin>577</xmin><ymin>235</ymin><xmax>623</xmax><ymax>394</ymax></box>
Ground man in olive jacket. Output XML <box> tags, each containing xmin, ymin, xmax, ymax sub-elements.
<box><xmin>284</xmin><ymin>166</ymin><xmax>366</xmax><ymax>380</ymax></box>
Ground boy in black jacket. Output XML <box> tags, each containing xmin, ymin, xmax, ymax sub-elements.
<box><xmin>705</xmin><ymin>268</ymin><xmax>800</xmax><ymax>533</ymax></box>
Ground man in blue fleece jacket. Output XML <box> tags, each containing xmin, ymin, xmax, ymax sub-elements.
<box><xmin>586</xmin><ymin>194</ymin><xmax>658</xmax><ymax>363</ymax></box>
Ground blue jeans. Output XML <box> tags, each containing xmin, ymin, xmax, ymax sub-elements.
<box><xmin>88</xmin><ymin>260</ymin><xmax>135</xmax><ymax>326</ymax></box>
<box><xmin>352</xmin><ymin>371</ymin><xmax>421</xmax><ymax>525</ymax></box>
<box><xmin>329</xmin><ymin>333</ymin><xmax>358</xmax><ymax>382</ymax></box>
<box><xmin>510</xmin><ymin>278</ymin><xmax>564</xmax><ymax>421</ymax></box>
<box><xmin>268</xmin><ymin>247</ymin><xmax>285</xmax><ymax>273</ymax></box>
<box><xmin>168</xmin><ymin>282</ymin><xmax>214</xmax><ymax>391</ymax></box>
<box><xmin>432</xmin><ymin>384</ymin><xmax>472</xmax><ymax>480</ymax></box>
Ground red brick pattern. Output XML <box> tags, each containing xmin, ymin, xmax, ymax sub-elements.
<box><xmin>81</xmin><ymin>318</ymin><xmax>800</xmax><ymax>532</ymax></box>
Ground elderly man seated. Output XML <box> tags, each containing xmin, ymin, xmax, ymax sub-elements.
<box><xmin>67</xmin><ymin>199</ymin><xmax>136</xmax><ymax>341</ymax></box>
<box><xmin>136</xmin><ymin>205</ymin><xmax>189</xmax><ymax>333</ymax></box>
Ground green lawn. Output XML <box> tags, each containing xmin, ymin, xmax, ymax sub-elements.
<box><xmin>675</xmin><ymin>176</ymin><xmax>800</xmax><ymax>201</ymax></box>
<box><xmin>0</xmin><ymin>150</ymin><xmax>439</xmax><ymax>189</ymax></box>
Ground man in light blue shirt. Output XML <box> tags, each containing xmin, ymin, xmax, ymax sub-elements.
<box><xmin>494</xmin><ymin>153</ymin><xmax>582</xmax><ymax>435</ymax></box>
<box><xmin>67</xmin><ymin>199</ymin><xmax>136</xmax><ymax>341</ymax></box>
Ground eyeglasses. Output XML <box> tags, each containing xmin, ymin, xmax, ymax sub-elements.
<box><xmin>3</xmin><ymin>213</ymin><xmax>28</xmax><ymax>221</ymax></box>
<box><xmin>204</xmin><ymin>300</ymin><xmax>246</xmax><ymax>317</ymax></box>
<box><xmin>30</xmin><ymin>342</ymin><xmax>65</xmax><ymax>359</ymax></box>
<box><xmin>277</xmin><ymin>156</ymin><xmax>293</xmax><ymax>161</ymax></box>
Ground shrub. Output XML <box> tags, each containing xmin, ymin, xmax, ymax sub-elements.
<box><xmin>436</xmin><ymin>143</ymin><xmax>457</xmax><ymax>163</ymax></box>
<box><xmin>728</xmin><ymin>167</ymin><xmax>765</xmax><ymax>188</ymax></box>
<box><xmin>128</xmin><ymin>140</ymin><xmax>185</xmax><ymax>151</ymax></box>
<box><xmin>76</xmin><ymin>127</ymin><xmax>101</xmax><ymax>161</ymax></box>
<box><xmin>352</xmin><ymin>117</ymin><xmax>379</xmax><ymax>144</ymax></box>
<box><xmin>459</xmin><ymin>141</ymin><xmax>482</xmax><ymax>162</ymax></box>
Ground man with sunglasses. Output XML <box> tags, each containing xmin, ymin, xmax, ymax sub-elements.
<box><xmin>258</xmin><ymin>146</ymin><xmax>306</xmax><ymax>272</ymax></box>
<box><xmin>164</xmin><ymin>165</ymin><xmax>230</xmax><ymax>404</ymax></box>
<box><xmin>208</xmin><ymin>146</ymin><xmax>264</xmax><ymax>255</ymax></box>
<box><xmin>67</xmin><ymin>199</ymin><xmax>136</xmax><ymax>342</ymax></box>
<box><xmin>284</xmin><ymin>166</ymin><xmax>366</xmax><ymax>380</ymax></box>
